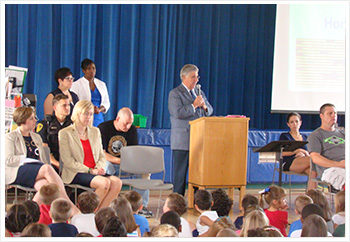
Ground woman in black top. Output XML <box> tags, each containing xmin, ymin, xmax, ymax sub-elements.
<box><xmin>279</xmin><ymin>112</ymin><xmax>317</xmax><ymax>190</ymax></box>
<box><xmin>43</xmin><ymin>67</ymin><xmax>79</xmax><ymax>117</ymax></box>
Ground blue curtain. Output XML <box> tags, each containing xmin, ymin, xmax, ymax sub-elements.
<box><xmin>5</xmin><ymin>4</ymin><xmax>344</xmax><ymax>130</ymax></box>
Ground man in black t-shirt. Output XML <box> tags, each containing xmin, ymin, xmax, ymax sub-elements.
<box><xmin>36</xmin><ymin>94</ymin><xmax>72</xmax><ymax>173</ymax></box>
<box><xmin>98</xmin><ymin>107</ymin><xmax>152</xmax><ymax>217</ymax></box>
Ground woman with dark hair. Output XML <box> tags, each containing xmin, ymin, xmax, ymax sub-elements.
<box><xmin>5</xmin><ymin>106</ymin><xmax>79</xmax><ymax>215</ymax></box>
<box><xmin>279</xmin><ymin>112</ymin><xmax>317</xmax><ymax>190</ymax></box>
<box><xmin>70</xmin><ymin>58</ymin><xmax>110</xmax><ymax>126</ymax></box>
<box><xmin>43</xmin><ymin>67</ymin><xmax>79</xmax><ymax>116</ymax></box>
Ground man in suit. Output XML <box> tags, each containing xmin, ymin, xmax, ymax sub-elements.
<box><xmin>168</xmin><ymin>64</ymin><xmax>213</xmax><ymax>196</ymax></box>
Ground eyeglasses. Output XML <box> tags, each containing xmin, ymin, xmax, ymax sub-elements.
<box><xmin>64</xmin><ymin>76</ymin><xmax>75</xmax><ymax>81</ymax></box>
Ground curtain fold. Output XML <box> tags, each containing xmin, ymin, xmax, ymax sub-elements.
<box><xmin>5</xmin><ymin>4</ymin><xmax>343</xmax><ymax>130</ymax></box>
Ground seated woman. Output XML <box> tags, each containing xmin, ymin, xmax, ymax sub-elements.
<box><xmin>279</xmin><ymin>112</ymin><xmax>316</xmax><ymax>190</ymax></box>
<box><xmin>43</xmin><ymin>67</ymin><xmax>79</xmax><ymax>117</ymax></box>
<box><xmin>5</xmin><ymin>106</ymin><xmax>79</xmax><ymax>215</ymax></box>
<box><xmin>59</xmin><ymin>100</ymin><xmax>122</xmax><ymax>209</ymax></box>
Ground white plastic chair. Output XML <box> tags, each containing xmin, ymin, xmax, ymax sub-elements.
<box><xmin>119</xmin><ymin>145</ymin><xmax>173</xmax><ymax>218</ymax></box>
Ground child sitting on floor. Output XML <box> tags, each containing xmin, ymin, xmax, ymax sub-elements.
<box><xmin>288</xmin><ymin>194</ymin><xmax>313</xmax><ymax>236</ymax></box>
<box><xmin>70</xmin><ymin>191</ymin><xmax>100</xmax><ymax>236</ymax></box>
<box><xmin>123</xmin><ymin>190</ymin><xmax>150</xmax><ymax>236</ymax></box>
<box><xmin>332</xmin><ymin>190</ymin><xmax>345</xmax><ymax>230</ymax></box>
<box><xmin>48</xmin><ymin>198</ymin><xmax>78</xmax><ymax>237</ymax></box>
<box><xmin>94</xmin><ymin>207</ymin><xmax>117</xmax><ymax>237</ymax></box>
<box><xmin>194</xmin><ymin>189</ymin><xmax>218</xmax><ymax>237</ymax></box>
<box><xmin>306</xmin><ymin>189</ymin><xmax>334</xmax><ymax>233</ymax></box>
<box><xmin>259</xmin><ymin>185</ymin><xmax>289</xmax><ymax>237</ymax></box>
<box><xmin>163</xmin><ymin>192</ymin><xmax>194</xmax><ymax>237</ymax></box>
<box><xmin>160</xmin><ymin>210</ymin><xmax>182</xmax><ymax>233</ymax></box>
<box><xmin>211</xmin><ymin>188</ymin><xmax>233</xmax><ymax>217</ymax></box>
<box><xmin>38</xmin><ymin>183</ymin><xmax>60</xmax><ymax>225</ymax></box>
<box><xmin>110</xmin><ymin>196</ymin><xmax>141</xmax><ymax>237</ymax></box>
<box><xmin>234</xmin><ymin>194</ymin><xmax>259</xmax><ymax>230</ymax></box>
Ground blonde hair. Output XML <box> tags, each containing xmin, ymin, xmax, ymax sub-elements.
<box><xmin>150</xmin><ymin>224</ymin><xmax>179</xmax><ymax>237</ymax></box>
<box><xmin>50</xmin><ymin>198</ymin><xmax>72</xmax><ymax>222</ymax></box>
<box><xmin>71</xmin><ymin>100</ymin><xmax>94</xmax><ymax>126</ymax></box>
<box><xmin>295</xmin><ymin>195</ymin><xmax>313</xmax><ymax>214</ymax></box>
<box><xmin>240</xmin><ymin>209</ymin><xmax>270</xmax><ymax>237</ymax></box>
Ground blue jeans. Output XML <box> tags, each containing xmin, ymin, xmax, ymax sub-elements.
<box><xmin>105</xmin><ymin>161</ymin><xmax>149</xmax><ymax>207</ymax></box>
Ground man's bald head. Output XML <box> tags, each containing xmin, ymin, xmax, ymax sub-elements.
<box><xmin>115</xmin><ymin>107</ymin><xmax>134</xmax><ymax>132</ymax></box>
<box><xmin>117</xmin><ymin>107</ymin><xmax>133</xmax><ymax>119</ymax></box>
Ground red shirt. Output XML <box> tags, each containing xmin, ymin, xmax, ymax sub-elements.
<box><xmin>81</xmin><ymin>139</ymin><xmax>96</xmax><ymax>168</ymax></box>
<box><xmin>264</xmin><ymin>209</ymin><xmax>288</xmax><ymax>237</ymax></box>
<box><xmin>38</xmin><ymin>204</ymin><xmax>52</xmax><ymax>225</ymax></box>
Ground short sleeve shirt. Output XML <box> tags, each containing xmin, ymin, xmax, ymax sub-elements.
<box><xmin>98</xmin><ymin>120</ymin><xmax>138</xmax><ymax>157</ymax></box>
<box><xmin>307</xmin><ymin>128</ymin><xmax>345</xmax><ymax>176</ymax></box>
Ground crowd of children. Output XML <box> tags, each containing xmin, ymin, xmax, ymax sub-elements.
<box><xmin>5</xmin><ymin>184</ymin><xmax>345</xmax><ymax>237</ymax></box>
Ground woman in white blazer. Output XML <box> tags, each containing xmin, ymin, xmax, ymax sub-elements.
<box><xmin>59</xmin><ymin>100</ymin><xmax>122</xmax><ymax>210</ymax></box>
<box><xmin>70</xmin><ymin>58</ymin><xmax>110</xmax><ymax>127</ymax></box>
<box><xmin>5</xmin><ymin>106</ymin><xmax>79</xmax><ymax>215</ymax></box>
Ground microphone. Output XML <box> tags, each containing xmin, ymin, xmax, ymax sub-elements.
<box><xmin>196</xmin><ymin>84</ymin><xmax>201</xmax><ymax>96</ymax></box>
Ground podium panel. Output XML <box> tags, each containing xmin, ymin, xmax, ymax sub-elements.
<box><xmin>188</xmin><ymin>117</ymin><xmax>250</xmax><ymax>208</ymax></box>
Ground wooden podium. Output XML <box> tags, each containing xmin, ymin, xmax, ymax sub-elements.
<box><xmin>187</xmin><ymin>117</ymin><xmax>250</xmax><ymax>209</ymax></box>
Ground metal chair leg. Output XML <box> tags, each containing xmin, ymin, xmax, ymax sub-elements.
<box><xmin>288</xmin><ymin>174</ymin><xmax>292</xmax><ymax>205</ymax></box>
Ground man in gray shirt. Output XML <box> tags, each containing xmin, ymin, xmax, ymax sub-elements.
<box><xmin>307</xmin><ymin>103</ymin><xmax>345</xmax><ymax>190</ymax></box>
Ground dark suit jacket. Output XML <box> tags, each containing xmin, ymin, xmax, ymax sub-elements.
<box><xmin>168</xmin><ymin>83</ymin><xmax>213</xmax><ymax>150</ymax></box>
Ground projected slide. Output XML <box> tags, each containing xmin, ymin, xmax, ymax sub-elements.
<box><xmin>271</xmin><ymin>4</ymin><xmax>347</xmax><ymax>113</ymax></box>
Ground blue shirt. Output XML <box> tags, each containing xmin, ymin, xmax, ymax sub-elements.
<box><xmin>288</xmin><ymin>219</ymin><xmax>302</xmax><ymax>236</ymax></box>
<box><xmin>91</xmin><ymin>87</ymin><xmax>104</xmax><ymax>127</ymax></box>
<box><xmin>133</xmin><ymin>214</ymin><xmax>149</xmax><ymax>236</ymax></box>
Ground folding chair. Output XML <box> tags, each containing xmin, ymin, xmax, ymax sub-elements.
<box><xmin>119</xmin><ymin>145</ymin><xmax>173</xmax><ymax>218</ymax></box>
<box><xmin>5</xmin><ymin>146</ymin><xmax>52</xmax><ymax>206</ymax></box>
<box><xmin>272</xmin><ymin>156</ymin><xmax>309</xmax><ymax>204</ymax></box>
<box><xmin>59</xmin><ymin>157</ymin><xmax>95</xmax><ymax>205</ymax></box>
<box><xmin>310</xmin><ymin>159</ymin><xmax>335</xmax><ymax>207</ymax></box>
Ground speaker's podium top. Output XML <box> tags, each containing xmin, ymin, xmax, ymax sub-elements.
<box><xmin>254</xmin><ymin>140</ymin><xmax>307</xmax><ymax>153</ymax></box>
<box><xmin>189</xmin><ymin>116</ymin><xmax>250</xmax><ymax>125</ymax></box>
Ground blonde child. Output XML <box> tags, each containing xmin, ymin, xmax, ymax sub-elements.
<box><xmin>239</xmin><ymin>209</ymin><xmax>270</xmax><ymax>237</ymax></box>
<box><xmin>206</xmin><ymin>217</ymin><xmax>237</xmax><ymax>237</ymax></box>
<box><xmin>38</xmin><ymin>183</ymin><xmax>61</xmax><ymax>225</ymax></box>
<box><xmin>123</xmin><ymin>190</ymin><xmax>150</xmax><ymax>236</ymax></box>
<box><xmin>48</xmin><ymin>198</ymin><xmax>78</xmax><ymax>237</ymax></box>
<box><xmin>306</xmin><ymin>189</ymin><xmax>333</xmax><ymax>233</ymax></box>
<box><xmin>163</xmin><ymin>192</ymin><xmax>193</xmax><ymax>237</ymax></box>
<box><xmin>70</xmin><ymin>191</ymin><xmax>100</xmax><ymax>236</ymax></box>
<box><xmin>332</xmin><ymin>190</ymin><xmax>345</xmax><ymax>230</ymax></box>
<box><xmin>110</xmin><ymin>196</ymin><xmax>141</xmax><ymax>237</ymax></box>
<box><xmin>194</xmin><ymin>189</ymin><xmax>219</xmax><ymax>236</ymax></box>
<box><xmin>150</xmin><ymin>224</ymin><xmax>179</xmax><ymax>237</ymax></box>
<box><xmin>288</xmin><ymin>194</ymin><xmax>313</xmax><ymax>236</ymax></box>
<box><xmin>259</xmin><ymin>185</ymin><xmax>288</xmax><ymax>236</ymax></box>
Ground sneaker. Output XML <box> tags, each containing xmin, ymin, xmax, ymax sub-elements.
<box><xmin>138</xmin><ymin>207</ymin><xmax>153</xmax><ymax>218</ymax></box>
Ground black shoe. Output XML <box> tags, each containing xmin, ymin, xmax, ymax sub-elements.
<box><xmin>138</xmin><ymin>207</ymin><xmax>153</xmax><ymax>218</ymax></box>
